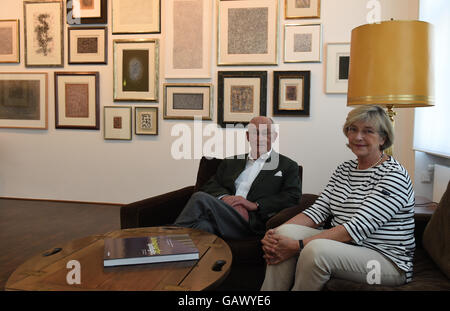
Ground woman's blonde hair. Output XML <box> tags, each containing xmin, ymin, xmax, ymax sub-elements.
<box><xmin>342</xmin><ymin>105</ymin><xmax>394</xmax><ymax>151</ymax></box>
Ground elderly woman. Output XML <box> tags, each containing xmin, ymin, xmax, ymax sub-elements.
<box><xmin>261</xmin><ymin>105</ymin><xmax>415</xmax><ymax>291</ymax></box>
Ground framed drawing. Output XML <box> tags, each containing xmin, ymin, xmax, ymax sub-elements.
<box><xmin>284</xmin><ymin>24</ymin><xmax>322</xmax><ymax>63</ymax></box>
<box><xmin>54</xmin><ymin>72</ymin><xmax>99</xmax><ymax>129</ymax></box>
<box><xmin>165</xmin><ymin>0</ymin><xmax>212</xmax><ymax>78</ymax></box>
<box><xmin>24</xmin><ymin>0</ymin><xmax>64</xmax><ymax>67</ymax></box>
<box><xmin>66</xmin><ymin>0</ymin><xmax>107</xmax><ymax>25</ymax></box>
<box><xmin>113</xmin><ymin>39</ymin><xmax>159</xmax><ymax>102</ymax></box>
<box><xmin>112</xmin><ymin>0</ymin><xmax>160</xmax><ymax>34</ymax></box>
<box><xmin>0</xmin><ymin>20</ymin><xmax>20</xmax><ymax>63</ymax></box>
<box><xmin>164</xmin><ymin>84</ymin><xmax>212</xmax><ymax>120</ymax></box>
<box><xmin>273</xmin><ymin>71</ymin><xmax>310</xmax><ymax>116</ymax></box>
<box><xmin>326</xmin><ymin>43</ymin><xmax>350</xmax><ymax>94</ymax></box>
<box><xmin>285</xmin><ymin>0</ymin><xmax>321</xmax><ymax>19</ymax></box>
<box><xmin>68</xmin><ymin>27</ymin><xmax>107</xmax><ymax>64</ymax></box>
<box><xmin>217</xmin><ymin>0</ymin><xmax>278</xmax><ymax>65</ymax></box>
<box><xmin>218</xmin><ymin>71</ymin><xmax>267</xmax><ymax>128</ymax></box>
<box><xmin>0</xmin><ymin>72</ymin><xmax>48</xmax><ymax>129</ymax></box>
<box><xmin>104</xmin><ymin>106</ymin><xmax>132</xmax><ymax>140</ymax></box>
<box><xmin>135</xmin><ymin>106</ymin><xmax>158</xmax><ymax>135</ymax></box>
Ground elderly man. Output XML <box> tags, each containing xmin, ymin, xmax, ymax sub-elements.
<box><xmin>174</xmin><ymin>116</ymin><xmax>301</xmax><ymax>239</ymax></box>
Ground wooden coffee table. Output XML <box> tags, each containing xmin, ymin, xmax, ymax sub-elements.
<box><xmin>5</xmin><ymin>226</ymin><xmax>232</xmax><ymax>291</ymax></box>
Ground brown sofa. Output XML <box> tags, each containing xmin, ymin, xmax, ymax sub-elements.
<box><xmin>120</xmin><ymin>157</ymin><xmax>450</xmax><ymax>291</ymax></box>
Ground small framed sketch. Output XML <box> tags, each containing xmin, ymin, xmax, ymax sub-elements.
<box><xmin>285</xmin><ymin>0</ymin><xmax>321</xmax><ymax>19</ymax></box>
<box><xmin>218</xmin><ymin>71</ymin><xmax>267</xmax><ymax>128</ymax></box>
<box><xmin>0</xmin><ymin>20</ymin><xmax>20</xmax><ymax>63</ymax></box>
<box><xmin>284</xmin><ymin>24</ymin><xmax>322</xmax><ymax>63</ymax></box>
<box><xmin>54</xmin><ymin>72</ymin><xmax>99</xmax><ymax>129</ymax></box>
<box><xmin>104</xmin><ymin>106</ymin><xmax>132</xmax><ymax>140</ymax></box>
<box><xmin>165</xmin><ymin>0</ymin><xmax>212</xmax><ymax>78</ymax></box>
<box><xmin>0</xmin><ymin>72</ymin><xmax>48</xmax><ymax>129</ymax></box>
<box><xmin>66</xmin><ymin>0</ymin><xmax>107</xmax><ymax>25</ymax></box>
<box><xmin>68</xmin><ymin>27</ymin><xmax>107</xmax><ymax>64</ymax></box>
<box><xmin>273</xmin><ymin>71</ymin><xmax>310</xmax><ymax>116</ymax></box>
<box><xmin>217</xmin><ymin>0</ymin><xmax>278</xmax><ymax>65</ymax></box>
<box><xmin>24</xmin><ymin>0</ymin><xmax>64</xmax><ymax>67</ymax></box>
<box><xmin>164</xmin><ymin>84</ymin><xmax>212</xmax><ymax>120</ymax></box>
<box><xmin>135</xmin><ymin>107</ymin><xmax>158</xmax><ymax>135</ymax></box>
<box><xmin>113</xmin><ymin>39</ymin><xmax>159</xmax><ymax>102</ymax></box>
<box><xmin>112</xmin><ymin>0</ymin><xmax>161</xmax><ymax>34</ymax></box>
<box><xmin>326</xmin><ymin>43</ymin><xmax>350</xmax><ymax>94</ymax></box>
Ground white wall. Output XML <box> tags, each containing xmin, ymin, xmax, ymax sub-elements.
<box><xmin>0</xmin><ymin>0</ymin><xmax>419</xmax><ymax>204</ymax></box>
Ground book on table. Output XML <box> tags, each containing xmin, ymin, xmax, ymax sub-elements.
<box><xmin>103</xmin><ymin>234</ymin><xmax>199</xmax><ymax>267</ymax></box>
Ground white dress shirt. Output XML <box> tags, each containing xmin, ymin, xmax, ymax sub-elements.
<box><xmin>234</xmin><ymin>149</ymin><xmax>272</xmax><ymax>199</ymax></box>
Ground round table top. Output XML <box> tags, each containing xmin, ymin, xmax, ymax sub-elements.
<box><xmin>5</xmin><ymin>226</ymin><xmax>232</xmax><ymax>291</ymax></box>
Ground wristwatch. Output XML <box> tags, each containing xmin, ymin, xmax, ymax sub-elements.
<box><xmin>298</xmin><ymin>239</ymin><xmax>304</xmax><ymax>251</ymax></box>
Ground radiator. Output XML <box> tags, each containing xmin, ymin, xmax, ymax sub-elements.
<box><xmin>433</xmin><ymin>164</ymin><xmax>450</xmax><ymax>202</ymax></box>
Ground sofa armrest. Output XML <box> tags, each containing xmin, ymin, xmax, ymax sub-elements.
<box><xmin>266</xmin><ymin>194</ymin><xmax>319</xmax><ymax>230</ymax></box>
<box><xmin>120</xmin><ymin>186</ymin><xmax>195</xmax><ymax>229</ymax></box>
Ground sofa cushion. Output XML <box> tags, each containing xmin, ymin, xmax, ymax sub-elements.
<box><xmin>422</xmin><ymin>181</ymin><xmax>450</xmax><ymax>279</ymax></box>
<box><xmin>324</xmin><ymin>248</ymin><xmax>450</xmax><ymax>291</ymax></box>
<box><xmin>194</xmin><ymin>157</ymin><xmax>223</xmax><ymax>192</ymax></box>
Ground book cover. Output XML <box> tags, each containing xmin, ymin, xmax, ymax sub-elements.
<box><xmin>103</xmin><ymin>234</ymin><xmax>199</xmax><ymax>267</ymax></box>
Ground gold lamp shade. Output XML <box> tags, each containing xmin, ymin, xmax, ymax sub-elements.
<box><xmin>347</xmin><ymin>20</ymin><xmax>434</xmax><ymax>108</ymax></box>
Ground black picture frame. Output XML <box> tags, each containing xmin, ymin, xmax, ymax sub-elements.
<box><xmin>218</xmin><ymin>71</ymin><xmax>267</xmax><ymax>128</ymax></box>
<box><xmin>273</xmin><ymin>71</ymin><xmax>310</xmax><ymax>116</ymax></box>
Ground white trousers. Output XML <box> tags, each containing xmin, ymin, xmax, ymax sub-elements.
<box><xmin>260</xmin><ymin>224</ymin><xmax>406</xmax><ymax>291</ymax></box>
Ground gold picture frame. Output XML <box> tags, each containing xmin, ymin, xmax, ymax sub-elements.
<box><xmin>0</xmin><ymin>20</ymin><xmax>20</xmax><ymax>63</ymax></box>
<box><xmin>163</xmin><ymin>83</ymin><xmax>213</xmax><ymax>120</ymax></box>
<box><xmin>135</xmin><ymin>106</ymin><xmax>158</xmax><ymax>135</ymax></box>
<box><xmin>113</xmin><ymin>39</ymin><xmax>159</xmax><ymax>102</ymax></box>
<box><xmin>285</xmin><ymin>0</ymin><xmax>321</xmax><ymax>19</ymax></box>
<box><xmin>24</xmin><ymin>0</ymin><xmax>64</xmax><ymax>67</ymax></box>
<box><xmin>104</xmin><ymin>106</ymin><xmax>132</xmax><ymax>140</ymax></box>
<box><xmin>0</xmin><ymin>72</ymin><xmax>48</xmax><ymax>129</ymax></box>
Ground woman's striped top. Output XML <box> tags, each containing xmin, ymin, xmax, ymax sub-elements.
<box><xmin>302</xmin><ymin>156</ymin><xmax>415</xmax><ymax>283</ymax></box>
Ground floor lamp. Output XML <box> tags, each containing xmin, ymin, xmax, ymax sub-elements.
<box><xmin>347</xmin><ymin>20</ymin><xmax>434</xmax><ymax>156</ymax></box>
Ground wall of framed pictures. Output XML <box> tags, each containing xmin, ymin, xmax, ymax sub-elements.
<box><xmin>0</xmin><ymin>0</ymin><xmax>419</xmax><ymax>204</ymax></box>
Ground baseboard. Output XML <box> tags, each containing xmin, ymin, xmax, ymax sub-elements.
<box><xmin>0</xmin><ymin>196</ymin><xmax>124</xmax><ymax>207</ymax></box>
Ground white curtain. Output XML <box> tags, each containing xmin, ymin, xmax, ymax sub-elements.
<box><xmin>414</xmin><ymin>0</ymin><xmax>450</xmax><ymax>158</ymax></box>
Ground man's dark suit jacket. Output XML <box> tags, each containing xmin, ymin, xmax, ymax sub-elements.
<box><xmin>200</xmin><ymin>152</ymin><xmax>302</xmax><ymax>234</ymax></box>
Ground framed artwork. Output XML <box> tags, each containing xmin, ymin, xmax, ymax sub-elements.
<box><xmin>0</xmin><ymin>72</ymin><xmax>48</xmax><ymax>129</ymax></box>
<box><xmin>164</xmin><ymin>84</ymin><xmax>213</xmax><ymax>120</ymax></box>
<box><xmin>112</xmin><ymin>0</ymin><xmax>160</xmax><ymax>34</ymax></box>
<box><xmin>113</xmin><ymin>39</ymin><xmax>159</xmax><ymax>102</ymax></box>
<box><xmin>0</xmin><ymin>20</ymin><xmax>20</xmax><ymax>63</ymax></box>
<box><xmin>104</xmin><ymin>106</ymin><xmax>132</xmax><ymax>140</ymax></box>
<box><xmin>66</xmin><ymin>0</ymin><xmax>107</xmax><ymax>25</ymax></box>
<box><xmin>284</xmin><ymin>24</ymin><xmax>322</xmax><ymax>63</ymax></box>
<box><xmin>217</xmin><ymin>0</ymin><xmax>278</xmax><ymax>65</ymax></box>
<box><xmin>285</xmin><ymin>0</ymin><xmax>321</xmax><ymax>19</ymax></box>
<box><xmin>54</xmin><ymin>72</ymin><xmax>99</xmax><ymax>129</ymax></box>
<box><xmin>24</xmin><ymin>0</ymin><xmax>64</xmax><ymax>67</ymax></box>
<box><xmin>326</xmin><ymin>43</ymin><xmax>350</xmax><ymax>94</ymax></box>
<box><xmin>165</xmin><ymin>0</ymin><xmax>212</xmax><ymax>78</ymax></box>
<box><xmin>135</xmin><ymin>106</ymin><xmax>158</xmax><ymax>135</ymax></box>
<box><xmin>273</xmin><ymin>71</ymin><xmax>310</xmax><ymax>116</ymax></box>
<box><xmin>218</xmin><ymin>71</ymin><xmax>267</xmax><ymax>128</ymax></box>
<box><xmin>68</xmin><ymin>27</ymin><xmax>107</xmax><ymax>64</ymax></box>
